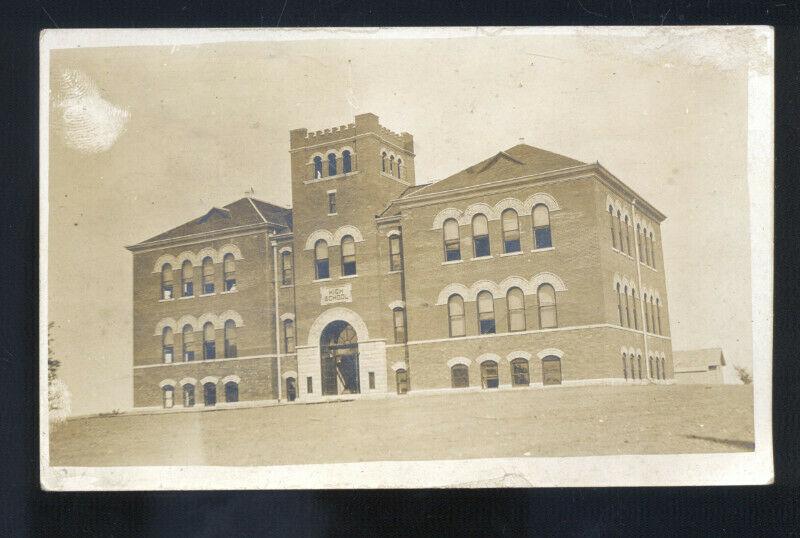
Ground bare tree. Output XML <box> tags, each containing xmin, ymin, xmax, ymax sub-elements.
<box><xmin>734</xmin><ymin>365</ymin><xmax>752</xmax><ymax>385</ymax></box>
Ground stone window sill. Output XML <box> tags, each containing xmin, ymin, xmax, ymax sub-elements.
<box><xmin>313</xmin><ymin>278</ymin><xmax>332</xmax><ymax>283</ymax></box>
<box><xmin>339</xmin><ymin>274</ymin><xmax>358</xmax><ymax>279</ymax></box>
<box><xmin>500</xmin><ymin>251</ymin><xmax>523</xmax><ymax>257</ymax></box>
<box><xmin>199</xmin><ymin>292</ymin><xmax>215</xmax><ymax>297</ymax></box>
<box><xmin>221</xmin><ymin>289</ymin><xmax>238</xmax><ymax>295</ymax></box>
<box><xmin>178</xmin><ymin>295</ymin><xmax>194</xmax><ymax>300</ymax></box>
<box><xmin>471</xmin><ymin>255</ymin><xmax>494</xmax><ymax>261</ymax></box>
<box><xmin>158</xmin><ymin>298</ymin><xmax>175</xmax><ymax>303</ymax></box>
<box><xmin>441</xmin><ymin>259</ymin><xmax>463</xmax><ymax>266</ymax></box>
<box><xmin>532</xmin><ymin>247</ymin><xmax>555</xmax><ymax>253</ymax></box>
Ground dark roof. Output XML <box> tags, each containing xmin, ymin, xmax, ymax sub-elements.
<box><xmin>135</xmin><ymin>197</ymin><xmax>292</xmax><ymax>246</ymax></box>
<box><xmin>673</xmin><ymin>348</ymin><xmax>727</xmax><ymax>370</ymax></box>
<box><xmin>403</xmin><ymin>143</ymin><xmax>585</xmax><ymax>198</ymax></box>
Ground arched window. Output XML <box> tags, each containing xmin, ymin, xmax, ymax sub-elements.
<box><xmin>182</xmin><ymin>324</ymin><xmax>195</xmax><ymax>361</ymax></box>
<box><xmin>472</xmin><ymin>214</ymin><xmax>490</xmax><ymax>258</ymax></box>
<box><xmin>656</xmin><ymin>298</ymin><xmax>662</xmax><ymax>335</ymax></box>
<box><xmin>624</xmin><ymin>286</ymin><xmax>631</xmax><ymax>328</ymax></box>
<box><xmin>649</xmin><ymin>232</ymin><xmax>657</xmax><ymax>269</ymax></box>
<box><xmin>389</xmin><ymin>155</ymin><xmax>395</xmax><ymax>174</ymax></box>
<box><xmin>161</xmin><ymin>263</ymin><xmax>174</xmax><ymax>300</ymax></box>
<box><xmin>507</xmin><ymin>287</ymin><xmax>526</xmax><ymax>332</ymax></box>
<box><xmin>203</xmin><ymin>382</ymin><xmax>217</xmax><ymax>406</ymax></box>
<box><xmin>654</xmin><ymin>357</ymin><xmax>661</xmax><ymax>380</ymax></box>
<box><xmin>645</xmin><ymin>230</ymin><xmax>653</xmax><ymax>266</ymax></box>
<box><xmin>183</xmin><ymin>384</ymin><xmax>195</xmax><ymax>407</ymax></box>
<box><xmin>224</xmin><ymin>319</ymin><xmax>237</xmax><ymax>358</ymax></box>
<box><xmin>649</xmin><ymin>296</ymin><xmax>656</xmax><ymax>334</ymax></box>
<box><xmin>313</xmin><ymin>156</ymin><xmax>323</xmax><ymax>179</ymax></box>
<box><xmin>537</xmin><ymin>283</ymin><xmax>557</xmax><ymax>329</ymax></box>
<box><xmin>225</xmin><ymin>381</ymin><xmax>239</xmax><ymax>403</ymax></box>
<box><xmin>533</xmin><ymin>204</ymin><xmax>552</xmax><ymax>249</ymax></box>
<box><xmin>286</xmin><ymin>377</ymin><xmax>297</xmax><ymax>401</ymax></box>
<box><xmin>511</xmin><ymin>358</ymin><xmax>530</xmax><ymax>386</ymax></box>
<box><xmin>201</xmin><ymin>256</ymin><xmax>215</xmax><ymax>294</ymax></box>
<box><xmin>632</xmin><ymin>288</ymin><xmax>639</xmax><ymax>330</ymax></box>
<box><xmin>443</xmin><ymin>218</ymin><xmax>461</xmax><ymax>261</ymax></box>
<box><xmin>314</xmin><ymin>239</ymin><xmax>329</xmax><ymax>280</ymax></box>
<box><xmin>616</xmin><ymin>283</ymin><xmax>624</xmax><ymax>326</ymax></box>
<box><xmin>281</xmin><ymin>251</ymin><xmax>293</xmax><ymax>285</ymax></box>
<box><xmin>637</xmin><ymin>224</ymin><xmax>645</xmax><ymax>262</ymax></box>
<box><xmin>381</xmin><ymin>152</ymin><xmax>387</xmax><ymax>172</ymax></box>
<box><xmin>447</xmin><ymin>294</ymin><xmax>465</xmax><ymax>337</ymax></box>
<box><xmin>203</xmin><ymin>322</ymin><xmax>216</xmax><ymax>360</ymax></box>
<box><xmin>477</xmin><ymin>290</ymin><xmax>496</xmax><ymax>334</ymax></box>
<box><xmin>643</xmin><ymin>293</ymin><xmax>650</xmax><ymax>332</ymax></box>
<box><xmin>451</xmin><ymin>364</ymin><xmax>469</xmax><ymax>388</ymax></box>
<box><xmin>648</xmin><ymin>356</ymin><xmax>654</xmax><ymax>379</ymax></box>
<box><xmin>622</xmin><ymin>352</ymin><xmax>628</xmax><ymax>381</ymax></box>
<box><xmin>637</xmin><ymin>355</ymin><xmax>643</xmax><ymax>380</ymax></box>
<box><xmin>501</xmin><ymin>208</ymin><xmax>521</xmax><ymax>253</ymax></box>
<box><xmin>162</xmin><ymin>385</ymin><xmax>174</xmax><ymax>408</ymax></box>
<box><xmin>609</xmin><ymin>205</ymin><xmax>617</xmax><ymax>249</ymax></box>
<box><xmin>388</xmin><ymin>234</ymin><xmax>403</xmax><ymax>272</ymax></box>
<box><xmin>396</xmin><ymin>158</ymin><xmax>402</xmax><ymax>179</ymax></box>
<box><xmin>327</xmin><ymin>152</ymin><xmax>337</xmax><ymax>176</ymax></box>
<box><xmin>541</xmin><ymin>355</ymin><xmax>562</xmax><ymax>385</ymax></box>
<box><xmin>481</xmin><ymin>360</ymin><xmax>499</xmax><ymax>389</ymax></box>
<box><xmin>393</xmin><ymin>307</ymin><xmax>407</xmax><ymax>343</ymax></box>
<box><xmin>283</xmin><ymin>319</ymin><xmax>295</xmax><ymax>353</ymax></box>
<box><xmin>341</xmin><ymin>235</ymin><xmax>357</xmax><ymax>276</ymax></box>
<box><xmin>395</xmin><ymin>369</ymin><xmax>409</xmax><ymax>394</ymax></box>
<box><xmin>624</xmin><ymin>215</ymin><xmax>632</xmax><ymax>255</ymax></box>
<box><xmin>181</xmin><ymin>260</ymin><xmax>194</xmax><ymax>297</ymax></box>
<box><xmin>342</xmin><ymin>150</ymin><xmax>352</xmax><ymax>174</ymax></box>
<box><xmin>616</xmin><ymin>210</ymin><xmax>624</xmax><ymax>254</ymax></box>
<box><xmin>660</xmin><ymin>357</ymin><xmax>666</xmax><ymax>380</ymax></box>
<box><xmin>223</xmin><ymin>253</ymin><xmax>236</xmax><ymax>292</ymax></box>
<box><xmin>162</xmin><ymin>327</ymin><xmax>174</xmax><ymax>363</ymax></box>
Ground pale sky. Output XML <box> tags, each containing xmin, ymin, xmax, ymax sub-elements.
<box><xmin>46</xmin><ymin>29</ymin><xmax>767</xmax><ymax>415</ymax></box>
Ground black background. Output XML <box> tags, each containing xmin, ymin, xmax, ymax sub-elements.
<box><xmin>1</xmin><ymin>1</ymin><xmax>798</xmax><ymax>535</ymax></box>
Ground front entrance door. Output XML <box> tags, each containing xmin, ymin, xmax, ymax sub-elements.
<box><xmin>320</xmin><ymin>320</ymin><xmax>360</xmax><ymax>396</ymax></box>
<box><xmin>286</xmin><ymin>377</ymin><xmax>297</xmax><ymax>402</ymax></box>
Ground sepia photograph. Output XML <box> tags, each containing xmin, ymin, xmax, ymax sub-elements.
<box><xmin>40</xmin><ymin>26</ymin><xmax>773</xmax><ymax>489</ymax></box>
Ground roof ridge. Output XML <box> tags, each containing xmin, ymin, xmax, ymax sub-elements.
<box><xmin>246</xmin><ymin>197</ymin><xmax>267</xmax><ymax>223</ymax></box>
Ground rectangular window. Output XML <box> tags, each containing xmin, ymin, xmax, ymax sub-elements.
<box><xmin>184</xmin><ymin>350</ymin><xmax>195</xmax><ymax>362</ymax></box>
<box><xmin>161</xmin><ymin>284</ymin><xmax>173</xmax><ymax>300</ymax></box>
<box><xmin>327</xmin><ymin>192</ymin><xmax>337</xmax><ymax>214</ymax></box>
<box><xmin>389</xmin><ymin>235</ymin><xmax>403</xmax><ymax>272</ymax></box>
<box><xmin>204</xmin><ymin>341</ymin><xmax>216</xmax><ymax>360</ymax></box>
<box><xmin>163</xmin><ymin>346</ymin><xmax>174</xmax><ymax>364</ymax></box>
<box><xmin>534</xmin><ymin>227</ymin><xmax>552</xmax><ymax>249</ymax></box>
<box><xmin>368</xmin><ymin>372</ymin><xmax>376</xmax><ymax>390</ymax></box>
<box><xmin>473</xmin><ymin>236</ymin><xmax>491</xmax><ymax>258</ymax></box>
<box><xmin>183</xmin><ymin>281</ymin><xmax>194</xmax><ymax>297</ymax></box>
<box><xmin>479</xmin><ymin>319</ymin><xmax>496</xmax><ymax>334</ymax></box>
<box><xmin>203</xmin><ymin>281</ymin><xmax>215</xmax><ymax>294</ymax></box>
<box><xmin>306</xmin><ymin>376</ymin><xmax>313</xmax><ymax>394</ymax></box>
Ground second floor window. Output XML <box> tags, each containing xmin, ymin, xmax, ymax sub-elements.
<box><xmin>501</xmin><ymin>208</ymin><xmax>521</xmax><ymax>253</ymax></box>
<box><xmin>162</xmin><ymin>327</ymin><xmax>174</xmax><ymax>363</ymax></box>
<box><xmin>533</xmin><ymin>204</ymin><xmax>552</xmax><ymax>249</ymax></box>
<box><xmin>203</xmin><ymin>322</ymin><xmax>216</xmax><ymax>360</ymax></box>
<box><xmin>389</xmin><ymin>234</ymin><xmax>403</xmax><ymax>271</ymax></box>
<box><xmin>448</xmin><ymin>294</ymin><xmax>466</xmax><ymax>337</ymax></box>
<box><xmin>341</xmin><ymin>235</ymin><xmax>357</xmax><ymax>276</ymax></box>
<box><xmin>472</xmin><ymin>214</ymin><xmax>490</xmax><ymax>258</ymax></box>
<box><xmin>393</xmin><ymin>307</ymin><xmax>407</xmax><ymax>343</ymax></box>
<box><xmin>477</xmin><ymin>290</ymin><xmax>496</xmax><ymax>334</ymax></box>
<box><xmin>181</xmin><ymin>260</ymin><xmax>193</xmax><ymax>297</ymax></box>
<box><xmin>223</xmin><ymin>253</ymin><xmax>236</xmax><ymax>292</ymax></box>
<box><xmin>342</xmin><ymin>150</ymin><xmax>352</xmax><ymax>173</ymax></box>
<box><xmin>328</xmin><ymin>153</ymin><xmax>337</xmax><ymax>176</ymax></box>
<box><xmin>313</xmin><ymin>156</ymin><xmax>323</xmax><ymax>179</ymax></box>
<box><xmin>443</xmin><ymin>218</ymin><xmax>461</xmax><ymax>261</ymax></box>
<box><xmin>537</xmin><ymin>283</ymin><xmax>557</xmax><ymax>329</ymax></box>
<box><xmin>182</xmin><ymin>324</ymin><xmax>195</xmax><ymax>361</ymax></box>
<box><xmin>283</xmin><ymin>319</ymin><xmax>295</xmax><ymax>353</ymax></box>
<box><xmin>201</xmin><ymin>256</ymin><xmax>214</xmax><ymax>294</ymax></box>
<box><xmin>281</xmin><ymin>251</ymin><xmax>293</xmax><ymax>285</ymax></box>
<box><xmin>327</xmin><ymin>192</ymin><xmax>337</xmax><ymax>214</ymax></box>
<box><xmin>161</xmin><ymin>263</ymin><xmax>173</xmax><ymax>300</ymax></box>
<box><xmin>314</xmin><ymin>239</ymin><xmax>329</xmax><ymax>280</ymax></box>
<box><xmin>224</xmin><ymin>319</ymin><xmax>237</xmax><ymax>358</ymax></box>
<box><xmin>507</xmin><ymin>287</ymin><xmax>526</xmax><ymax>332</ymax></box>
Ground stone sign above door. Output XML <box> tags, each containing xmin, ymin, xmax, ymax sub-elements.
<box><xmin>320</xmin><ymin>283</ymin><xmax>353</xmax><ymax>305</ymax></box>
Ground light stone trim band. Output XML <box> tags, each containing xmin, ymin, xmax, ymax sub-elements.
<box><xmin>152</xmin><ymin>243</ymin><xmax>244</xmax><ymax>273</ymax></box>
<box><xmin>430</xmin><ymin>192</ymin><xmax>561</xmax><ymax>230</ymax></box>
<box><xmin>435</xmin><ymin>272</ymin><xmax>567</xmax><ymax>305</ymax></box>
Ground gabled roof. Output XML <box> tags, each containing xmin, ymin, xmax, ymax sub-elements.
<box><xmin>403</xmin><ymin>143</ymin><xmax>585</xmax><ymax>198</ymax></box>
<box><xmin>673</xmin><ymin>348</ymin><xmax>726</xmax><ymax>370</ymax></box>
<box><xmin>130</xmin><ymin>197</ymin><xmax>292</xmax><ymax>248</ymax></box>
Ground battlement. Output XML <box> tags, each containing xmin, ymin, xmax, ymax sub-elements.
<box><xmin>290</xmin><ymin>113</ymin><xmax>414</xmax><ymax>152</ymax></box>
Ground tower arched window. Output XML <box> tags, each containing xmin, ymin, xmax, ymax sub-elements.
<box><xmin>162</xmin><ymin>327</ymin><xmax>174</xmax><ymax>363</ymax></box>
<box><xmin>281</xmin><ymin>251</ymin><xmax>293</xmax><ymax>285</ymax></box>
<box><xmin>182</xmin><ymin>324</ymin><xmax>195</xmax><ymax>361</ymax></box>
<box><xmin>161</xmin><ymin>263</ymin><xmax>174</xmax><ymax>300</ymax></box>
<box><xmin>203</xmin><ymin>322</ymin><xmax>216</xmax><ymax>360</ymax></box>
<box><xmin>381</xmin><ymin>152</ymin><xmax>387</xmax><ymax>172</ymax></box>
<box><xmin>649</xmin><ymin>231</ymin><xmax>656</xmax><ymax>268</ymax></box>
<box><xmin>533</xmin><ymin>204</ymin><xmax>552</xmax><ymax>249</ymax></box>
<box><xmin>609</xmin><ymin>205</ymin><xmax>617</xmax><ymax>249</ymax></box>
<box><xmin>622</xmin><ymin>352</ymin><xmax>628</xmax><ymax>381</ymax></box>
<box><xmin>649</xmin><ymin>296</ymin><xmax>656</xmax><ymax>334</ymax></box>
<box><xmin>181</xmin><ymin>260</ymin><xmax>193</xmax><ymax>297</ymax></box>
<box><xmin>283</xmin><ymin>319</ymin><xmax>295</xmax><ymax>353</ymax></box>
<box><xmin>201</xmin><ymin>256</ymin><xmax>215</xmax><ymax>294</ymax></box>
<box><xmin>501</xmin><ymin>208</ymin><xmax>521</xmax><ymax>253</ymax></box>
<box><xmin>656</xmin><ymin>298</ymin><xmax>663</xmax><ymax>335</ymax></box>
<box><xmin>447</xmin><ymin>294</ymin><xmax>466</xmax><ymax>337</ymax></box>
<box><xmin>632</xmin><ymin>288</ymin><xmax>639</xmax><ymax>330</ymax></box>
<box><xmin>443</xmin><ymin>218</ymin><xmax>461</xmax><ymax>261</ymax></box>
<box><xmin>314</xmin><ymin>239</ymin><xmax>329</xmax><ymax>280</ymax></box>
<box><xmin>643</xmin><ymin>294</ymin><xmax>650</xmax><ymax>332</ymax></box>
<box><xmin>616</xmin><ymin>210</ymin><xmax>624</xmax><ymax>254</ymax></box>
<box><xmin>341</xmin><ymin>235</ymin><xmax>357</xmax><ymax>276</ymax></box>
<box><xmin>537</xmin><ymin>283</ymin><xmax>557</xmax><ymax>329</ymax></box>
<box><xmin>327</xmin><ymin>153</ymin><xmax>337</xmax><ymax>176</ymax></box>
<box><xmin>637</xmin><ymin>355</ymin><xmax>643</xmax><ymax>380</ymax></box>
<box><xmin>506</xmin><ymin>286</ymin><xmax>526</xmax><ymax>332</ymax></box>
<box><xmin>342</xmin><ymin>150</ymin><xmax>352</xmax><ymax>174</ymax></box>
<box><xmin>472</xmin><ymin>213</ymin><xmax>490</xmax><ymax>258</ymax></box>
<box><xmin>393</xmin><ymin>307</ymin><xmax>407</xmax><ymax>343</ymax></box>
<box><xmin>637</xmin><ymin>224</ymin><xmax>644</xmax><ymax>262</ymax></box>
<box><xmin>389</xmin><ymin>154</ymin><xmax>395</xmax><ymax>174</ymax></box>
<box><xmin>313</xmin><ymin>156</ymin><xmax>323</xmax><ymax>179</ymax></box>
<box><xmin>224</xmin><ymin>319</ymin><xmax>237</xmax><ymax>358</ymax></box>
<box><xmin>624</xmin><ymin>215</ymin><xmax>632</xmax><ymax>255</ymax></box>
<box><xmin>624</xmin><ymin>285</ymin><xmax>631</xmax><ymax>328</ymax></box>
<box><xmin>396</xmin><ymin>158</ymin><xmax>402</xmax><ymax>179</ymax></box>
<box><xmin>223</xmin><ymin>253</ymin><xmax>236</xmax><ymax>292</ymax></box>
<box><xmin>616</xmin><ymin>283</ymin><xmax>624</xmax><ymax>326</ymax></box>
<box><xmin>477</xmin><ymin>290</ymin><xmax>496</xmax><ymax>334</ymax></box>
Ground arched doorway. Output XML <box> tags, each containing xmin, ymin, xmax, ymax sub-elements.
<box><xmin>286</xmin><ymin>377</ymin><xmax>297</xmax><ymax>402</ymax></box>
<box><xmin>320</xmin><ymin>320</ymin><xmax>360</xmax><ymax>396</ymax></box>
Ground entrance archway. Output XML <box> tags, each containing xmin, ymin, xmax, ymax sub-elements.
<box><xmin>320</xmin><ymin>320</ymin><xmax>360</xmax><ymax>395</ymax></box>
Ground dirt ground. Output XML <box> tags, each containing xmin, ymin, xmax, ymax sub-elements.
<box><xmin>49</xmin><ymin>384</ymin><xmax>754</xmax><ymax>467</ymax></box>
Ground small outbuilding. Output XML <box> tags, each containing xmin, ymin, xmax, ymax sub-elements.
<box><xmin>672</xmin><ymin>348</ymin><xmax>726</xmax><ymax>384</ymax></box>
